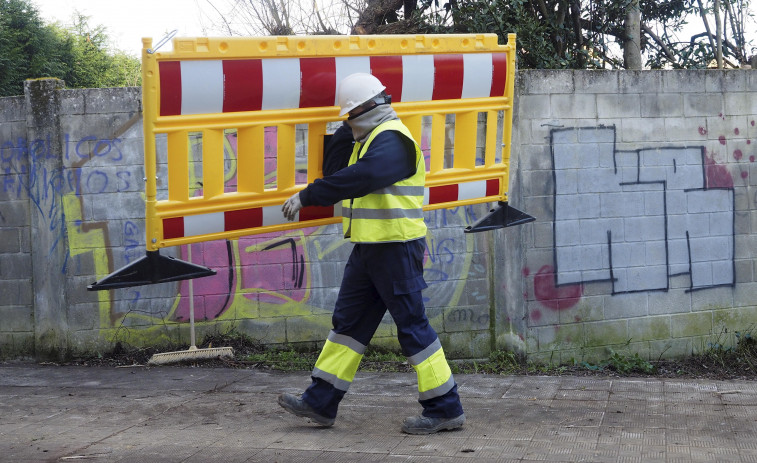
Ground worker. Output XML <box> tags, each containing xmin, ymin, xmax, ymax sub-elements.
<box><xmin>279</xmin><ymin>72</ymin><xmax>465</xmax><ymax>435</ymax></box>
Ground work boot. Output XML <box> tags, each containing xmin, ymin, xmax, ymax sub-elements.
<box><xmin>277</xmin><ymin>393</ymin><xmax>335</xmax><ymax>427</ymax></box>
<box><xmin>401</xmin><ymin>413</ymin><xmax>466</xmax><ymax>435</ymax></box>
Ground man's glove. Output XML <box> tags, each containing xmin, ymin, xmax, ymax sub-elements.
<box><xmin>282</xmin><ymin>192</ymin><xmax>302</xmax><ymax>221</ymax></box>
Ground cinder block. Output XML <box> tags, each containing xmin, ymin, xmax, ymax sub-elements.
<box><xmin>683</xmin><ymin>93</ymin><xmax>725</xmax><ymax>117</ymax></box>
<box><xmin>537</xmin><ymin>323</ymin><xmax>583</xmax><ymax>351</ymax></box>
<box><xmin>733</xmin><ymin>281</ymin><xmax>757</xmax><ymax>308</ymax></box>
<box><xmin>0</xmin><ymin>96</ymin><xmax>26</xmax><ymax>122</ymax></box>
<box><xmin>597</xmin><ymin>94</ymin><xmax>640</xmax><ymax>118</ymax></box>
<box><xmin>603</xmin><ymin>292</ymin><xmax>649</xmax><ymax>319</ymax></box>
<box><xmin>518</xmin><ymin>94</ymin><xmax>551</xmax><ymax>119</ymax></box>
<box><xmin>59</xmin><ymin>91</ymin><xmax>85</xmax><ymax>115</ymax></box>
<box><xmin>524</xmin><ymin>170</ymin><xmax>554</xmax><ymax>197</ymax></box>
<box><xmin>285</xmin><ymin>313</ymin><xmax>332</xmax><ymax>343</ymax></box>
<box><xmin>67</xmin><ymin>302</ymin><xmax>99</xmax><ymax>331</ymax></box>
<box><xmin>640</xmin><ymin>94</ymin><xmax>683</xmax><ymax>118</ymax></box>
<box><xmin>82</xmin><ymin>87</ymin><xmax>142</xmax><ymax>114</ymax></box>
<box><xmin>691</xmin><ymin>286</ymin><xmax>734</xmax><ymax>311</ymax></box>
<box><xmin>735</xmin><ymin>259</ymin><xmax>753</xmax><ymax>283</ymax></box>
<box><xmin>308</xmin><ymin>261</ymin><xmax>342</xmax><ymax>288</ymax></box>
<box><xmin>551</xmin><ymin>94</ymin><xmax>597</xmax><ymax>119</ymax></box>
<box><xmin>526</xmin><ymin>300</ymin><xmax>560</xmax><ymax>327</ymax></box>
<box><xmin>705</xmin><ymin>70</ymin><xmax>747</xmax><ymax>92</ymax></box>
<box><xmin>0</xmin><ymin>200</ymin><xmax>30</xmax><ymax>227</ymax></box>
<box><xmin>0</xmin><ymin>253</ymin><xmax>32</xmax><ymax>279</ymax></box>
<box><xmin>647</xmin><ymin>290</ymin><xmax>692</xmax><ymax>315</ymax></box>
<box><xmin>0</xmin><ymin>229</ymin><xmax>20</xmax><ymax>253</ymax></box>
<box><xmin>584</xmin><ymin>319</ymin><xmax>629</xmax><ymax>347</ymax></box>
<box><xmin>573</xmin><ymin>70</ymin><xmax>619</xmax><ymax>94</ymax></box>
<box><xmin>533</xmin><ymin>222</ymin><xmax>553</xmax><ymax>248</ymax></box>
<box><xmin>558</xmin><ymin>296</ymin><xmax>604</xmax><ymax>324</ymax></box>
<box><xmin>439</xmin><ymin>330</ymin><xmax>490</xmax><ymax>359</ymax></box>
<box><xmin>459</xmin><ymin>279</ymin><xmax>489</xmax><ymax>306</ymax></box>
<box><xmin>723</xmin><ymin>92</ymin><xmax>755</xmax><ymax>116</ymax></box>
<box><xmin>670</xmin><ymin>312</ymin><xmax>713</xmax><ymax>337</ymax></box>
<box><xmin>237</xmin><ymin>317</ymin><xmax>287</xmax><ymax>344</ymax></box>
<box><xmin>519</xmin><ymin>70</ymin><xmax>575</xmax><ymax>95</ymax></box>
<box><xmin>619</xmin><ymin>71</ymin><xmax>663</xmax><ymax>94</ymax></box>
<box><xmin>712</xmin><ymin>306</ymin><xmax>757</xmax><ymax>333</ymax></box>
<box><xmin>0</xmin><ymin>279</ymin><xmax>31</xmax><ymax>306</ymax></box>
<box><xmin>620</xmin><ymin>117</ymin><xmax>665</xmax><ymax>143</ymax></box>
<box><xmin>443</xmin><ymin>305</ymin><xmax>490</xmax><ymax>332</ymax></box>
<box><xmin>648</xmin><ymin>338</ymin><xmax>694</xmax><ymax>359</ymax></box>
<box><xmin>0</xmin><ymin>306</ymin><xmax>33</xmax><ymax>332</ymax></box>
<box><xmin>628</xmin><ymin>316</ymin><xmax>671</xmax><ymax>341</ymax></box>
<box><xmin>663</xmin><ymin>70</ymin><xmax>706</xmax><ymax>93</ymax></box>
<box><xmin>663</xmin><ymin>117</ymin><xmax>709</xmax><ymax>142</ymax></box>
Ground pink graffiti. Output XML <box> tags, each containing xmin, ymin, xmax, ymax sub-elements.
<box><xmin>533</xmin><ymin>265</ymin><xmax>582</xmax><ymax>310</ymax></box>
<box><xmin>174</xmin><ymin>130</ymin><xmax>313</xmax><ymax>321</ymax></box>
<box><xmin>704</xmin><ymin>153</ymin><xmax>734</xmax><ymax>188</ymax></box>
<box><xmin>175</xmin><ymin>242</ymin><xmax>236</xmax><ymax>321</ymax></box>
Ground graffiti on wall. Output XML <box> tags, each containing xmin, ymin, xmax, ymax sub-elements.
<box><xmin>550</xmin><ymin>125</ymin><xmax>739</xmax><ymax>302</ymax></box>
<box><xmin>1</xmin><ymin>121</ymin><xmax>483</xmax><ymax>343</ymax></box>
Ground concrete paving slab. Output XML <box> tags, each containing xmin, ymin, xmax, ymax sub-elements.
<box><xmin>1</xmin><ymin>364</ymin><xmax>756</xmax><ymax>462</ymax></box>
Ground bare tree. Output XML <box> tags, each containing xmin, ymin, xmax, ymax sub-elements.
<box><xmin>200</xmin><ymin>0</ymin><xmax>364</xmax><ymax>35</ymax></box>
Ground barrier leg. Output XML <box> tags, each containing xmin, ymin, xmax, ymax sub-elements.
<box><xmin>464</xmin><ymin>202</ymin><xmax>535</xmax><ymax>233</ymax></box>
<box><xmin>87</xmin><ymin>250</ymin><xmax>216</xmax><ymax>291</ymax></box>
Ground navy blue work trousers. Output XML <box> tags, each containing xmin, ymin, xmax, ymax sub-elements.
<box><xmin>302</xmin><ymin>238</ymin><xmax>464</xmax><ymax>419</ymax></box>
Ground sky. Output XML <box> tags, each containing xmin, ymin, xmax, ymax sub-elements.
<box><xmin>31</xmin><ymin>0</ymin><xmax>216</xmax><ymax>57</ymax></box>
<box><xmin>31</xmin><ymin>0</ymin><xmax>756</xmax><ymax>61</ymax></box>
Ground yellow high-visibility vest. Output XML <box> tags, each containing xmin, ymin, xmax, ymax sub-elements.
<box><xmin>342</xmin><ymin>119</ymin><xmax>426</xmax><ymax>243</ymax></box>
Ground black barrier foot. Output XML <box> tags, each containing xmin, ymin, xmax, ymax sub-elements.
<box><xmin>87</xmin><ymin>250</ymin><xmax>216</xmax><ymax>291</ymax></box>
<box><xmin>464</xmin><ymin>202</ymin><xmax>535</xmax><ymax>233</ymax></box>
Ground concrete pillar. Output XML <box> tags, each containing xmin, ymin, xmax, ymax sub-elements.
<box><xmin>24</xmin><ymin>78</ymin><xmax>69</xmax><ymax>360</ymax></box>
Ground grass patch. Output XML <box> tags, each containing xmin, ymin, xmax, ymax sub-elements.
<box><xmin>66</xmin><ymin>326</ymin><xmax>757</xmax><ymax>380</ymax></box>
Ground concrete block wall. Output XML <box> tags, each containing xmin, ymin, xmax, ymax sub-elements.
<box><xmin>0</xmin><ymin>94</ymin><xmax>34</xmax><ymax>357</ymax></box>
<box><xmin>1</xmin><ymin>70</ymin><xmax>755</xmax><ymax>363</ymax></box>
<box><xmin>515</xmin><ymin>69</ymin><xmax>757</xmax><ymax>364</ymax></box>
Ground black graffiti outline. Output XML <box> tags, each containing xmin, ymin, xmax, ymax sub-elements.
<box><xmin>550</xmin><ymin>125</ymin><xmax>736</xmax><ymax>295</ymax></box>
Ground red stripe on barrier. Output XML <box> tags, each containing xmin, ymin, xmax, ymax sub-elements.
<box><xmin>432</xmin><ymin>55</ymin><xmax>464</xmax><ymax>100</ymax></box>
<box><xmin>299</xmin><ymin>205</ymin><xmax>335</xmax><ymax>221</ymax></box>
<box><xmin>163</xmin><ymin>216</ymin><xmax>184</xmax><ymax>239</ymax></box>
<box><xmin>490</xmin><ymin>53</ymin><xmax>507</xmax><ymax>97</ymax></box>
<box><xmin>223</xmin><ymin>60</ymin><xmax>263</xmax><ymax>112</ymax></box>
<box><xmin>486</xmin><ymin>179</ymin><xmax>500</xmax><ymax>197</ymax></box>
<box><xmin>159</xmin><ymin>61</ymin><xmax>182</xmax><ymax>116</ymax></box>
<box><xmin>300</xmin><ymin>57</ymin><xmax>337</xmax><ymax>108</ymax></box>
<box><xmin>370</xmin><ymin>55</ymin><xmax>403</xmax><ymax>102</ymax></box>
<box><xmin>429</xmin><ymin>184</ymin><xmax>458</xmax><ymax>204</ymax></box>
<box><xmin>225</xmin><ymin>208</ymin><xmax>263</xmax><ymax>231</ymax></box>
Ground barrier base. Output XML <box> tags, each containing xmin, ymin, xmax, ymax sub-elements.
<box><xmin>464</xmin><ymin>202</ymin><xmax>535</xmax><ymax>233</ymax></box>
<box><xmin>88</xmin><ymin>250</ymin><xmax>216</xmax><ymax>291</ymax></box>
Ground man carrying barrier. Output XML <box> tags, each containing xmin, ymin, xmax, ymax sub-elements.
<box><xmin>88</xmin><ymin>31</ymin><xmax>534</xmax><ymax>433</ymax></box>
<box><xmin>279</xmin><ymin>73</ymin><xmax>465</xmax><ymax>434</ymax></box>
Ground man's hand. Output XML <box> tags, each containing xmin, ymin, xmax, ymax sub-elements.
<box><xmin>282</xmin><ymin>192</ymin><xmax>302</xmax><ymax>221</ymax></box>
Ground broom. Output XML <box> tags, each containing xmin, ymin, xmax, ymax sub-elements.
<box><xmin>148</xmin><ymin>245</ymin><xmax>233</xmax><ymax>365</ymax></box>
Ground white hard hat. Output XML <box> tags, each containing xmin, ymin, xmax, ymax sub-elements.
<box><xmin>336</xmin><ymin>73</ymin><xmax>386</xmax><ymax>116</ymax></box>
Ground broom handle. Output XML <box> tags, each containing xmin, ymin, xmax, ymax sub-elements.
<box><xmin>188</xmin><ymin>244</ymin><xmax>196</xmax><ymax>349</ymax></box>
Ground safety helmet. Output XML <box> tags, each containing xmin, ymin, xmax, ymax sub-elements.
<box><xmin>337</xmin><ymin>73</ymin><xmax>386</xmax><ymax>116</ymax></box>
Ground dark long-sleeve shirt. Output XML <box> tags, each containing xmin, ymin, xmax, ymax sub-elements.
<box><xmin>299</xmin><ymin>124</ymin><xmax>417</xmax><ymax>208</ymax></box>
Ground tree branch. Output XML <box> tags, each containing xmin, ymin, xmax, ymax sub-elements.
<box><xmin>641</xmin><ymin>23</ymin><xmax>677</xmax><ymax>63</ymax></box>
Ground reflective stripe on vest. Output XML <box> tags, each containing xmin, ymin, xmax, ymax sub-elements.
<box><xmin>342</xmin><ymin>119</ymin><xmax>427</xmax><ymax>243</ymax></box>
<box><xmin>311</xmin><ymin>331</ymin><xmax>366</xmax><ymax>392</ymax></box>
<box><xmin>407</xmin><ymin>338</ymin><xmax>455</xmax><ymax>400</ymax></box>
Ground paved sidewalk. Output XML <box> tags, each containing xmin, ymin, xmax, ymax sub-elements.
<box><xmin>1</xmin><ymin>364</ymin><xmax>756</xmax><ymax>462</ymax></box>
